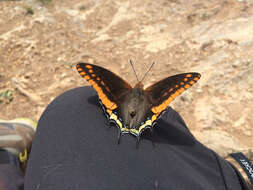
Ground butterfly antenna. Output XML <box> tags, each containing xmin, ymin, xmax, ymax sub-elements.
<box><xmin>140</xmin><ymin>61</ymin><xmax>155</xmax><ymax>83</ymax></box>
<box><xmin>129</xmin><ymin>59</ymin><xmax>139</xmax><ymax>82</ymax></box>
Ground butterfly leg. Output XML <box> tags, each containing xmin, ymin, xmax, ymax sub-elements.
<box><xmin>149</xmin><ymin>127</ymin><xmax>156</xmax><ymax>147</ymax></box>
<box><xmin>105</xmin><ymin>120</ymin><xmax>112</xmax><ymax>128</ymax></box>
<box><xmin>149</xmin><ymin>127</ymin><xmax>153</xmax><ymax>135</ymax></box>
<box><xmin>117</xmin><ymin>130</ymin><xmax>122</xmax><ymax>144</ymax></box>
<box><xmin>135</xmin><ymin>136</ymin><xmax>141</xmax><ymax>149</ymax></box>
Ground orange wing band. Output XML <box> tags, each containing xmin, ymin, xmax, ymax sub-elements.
<box><xmin>77</xmin><ymin>64</ymin><xmax>117</xmax><ymax>110</ymax></box>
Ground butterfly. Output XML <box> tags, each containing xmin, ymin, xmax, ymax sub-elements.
<box><xmin>76</xmin><ymin>61</ymin><xmax>201</xmax><ymax>143</ymax></box>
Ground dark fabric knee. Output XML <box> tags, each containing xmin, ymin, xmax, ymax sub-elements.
<box><xmin>24</xmin><ymin>87</ymin><xmax>246</xmax><ymax>190</ymax></box>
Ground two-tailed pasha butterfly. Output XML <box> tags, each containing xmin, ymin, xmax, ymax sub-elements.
<box><xmin>76</xmin><ymin>61</ymin><xmax>201</xmax><ymax>143</ymax></box>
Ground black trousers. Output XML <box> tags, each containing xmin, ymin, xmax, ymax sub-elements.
<box><xmin>21</xmin><ymin>87</ymin><xmax>248</xmax><ymax>189</ymax></box>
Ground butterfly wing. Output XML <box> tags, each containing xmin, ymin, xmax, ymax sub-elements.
<box><xmin>77</xmin><ymin>63</ymin><xmax>201</xmax><ymax>139</ymax></box>
<box><xmin>145</xmin><ymin>72</ymin><xmax>201</xmax><ymax>117</ymax></box>
<box><xmin>76</xmin><ymin>63</ymin><xmax>132</xmax><ymax>110</ymax></box>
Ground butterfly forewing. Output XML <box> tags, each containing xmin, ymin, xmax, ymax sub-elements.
<box><xmin>145</xmin><ymin>72</ymin><xmax>201</xmax><ymax>116</ymax></box>
<box><xmin>76</xmin><ymin>63</ymin><xmax>132</xmax><ymax>110</ymax></box>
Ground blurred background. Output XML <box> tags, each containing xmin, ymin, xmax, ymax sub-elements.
<box><xmin>0</xmin><ymin>0</ymin><xmax>252</xmax><ymax>158</ymax></box>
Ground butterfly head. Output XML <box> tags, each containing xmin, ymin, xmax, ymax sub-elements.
<box><xmin>120</xmin><ymin>88</ymin><xmax>150</xmax><ymax>129</ymax></box>
<box><xmin>134</xmin><ymin>82</ymin><xmax>144</xmax><ymax>89</ymax></box>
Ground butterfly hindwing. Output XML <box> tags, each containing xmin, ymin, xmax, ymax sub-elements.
<box><xmin>145</xmin><ymin>72</ymin><xmax>201</xmax><ymax>116</ymax></box>
<box><xmin>76</xmin><ymin>63</ymin><xmax>132</xmax><ymax>111</ymax></box>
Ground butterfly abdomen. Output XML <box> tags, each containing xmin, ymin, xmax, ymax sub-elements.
<box><xmin>120</xmin><ymin>87</ymin><xmax>150</xmax><ymax>130</ymax></box>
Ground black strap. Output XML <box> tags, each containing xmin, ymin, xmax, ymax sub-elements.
<box><xmin>230</xmin><ymin>152</ymin><xmax>253</xmax><ymax>185</ymax></box>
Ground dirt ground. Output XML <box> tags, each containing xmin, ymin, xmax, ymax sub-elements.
<box><xmin>0</xmin><ymin>0</ymin><xmax>252</xmax><ymax>158</ymax></box>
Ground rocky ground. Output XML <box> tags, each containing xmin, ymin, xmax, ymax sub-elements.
<box><xmin>0</xmin><ymin>0</ymin><xmax>252</xmax><ymax>158</ymax></box>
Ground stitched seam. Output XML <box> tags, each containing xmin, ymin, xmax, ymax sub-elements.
<box><xmin>211</xmin><ymin>150</ymin><xmax>229</xmax><ymax>190</ymax></box>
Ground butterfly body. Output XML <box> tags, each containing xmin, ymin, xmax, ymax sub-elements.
<box><xmin>76</xmin><ymin>63</ymin><xmax>201</xmax><ymax>139</ymax></box>
<box><xmin>119</xmin><ymin>85</ymin><xmax>150</xmax><ymax>132</ymax></box>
